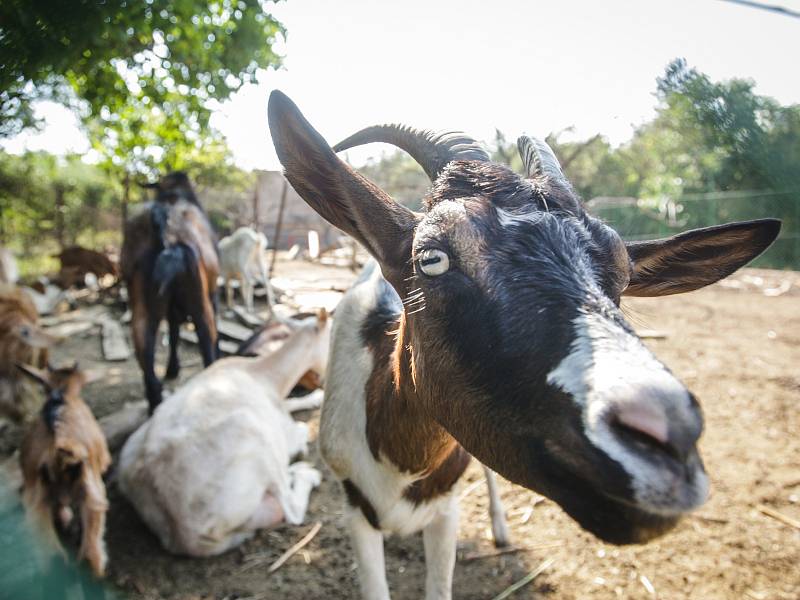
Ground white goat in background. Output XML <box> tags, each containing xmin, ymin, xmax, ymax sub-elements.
<box><xmin>118</xmin><ymin>311</ymin><xmax>331</xmax><ymax>556</ymax></box>
<box><xmin>218</xmin><ymin>226</ymin><xmax>273</xmax><ymax>313</ymax></box>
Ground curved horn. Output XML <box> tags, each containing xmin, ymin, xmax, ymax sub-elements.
<box><xmin>517</xmin><ymin>136</ymin><xmax>565</xmax><ymax>181</ymax></box>
<box><xmin>333</xmin><ymin>125</ymin><xmax>489</xmax><ymax>181</ymax></box>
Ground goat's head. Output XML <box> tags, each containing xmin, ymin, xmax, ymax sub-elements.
<box><xmin>0</xmin><ymin>284</ymin><xmax>58</xmax><ymax>358</ymax></box>
<box><xmin>141</xmin><ymin>171</ymin><xmax>200</xmax><ymax>205</ymax></box>
<box><xmin>268</xmin><ymin>91</ymin><xmax>780</xmax><ymax>544</ymax></box>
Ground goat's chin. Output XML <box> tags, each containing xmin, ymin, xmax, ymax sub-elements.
<box><xmin>559</xmin><ymin>490</ymin><xmax>682</xmax><ymax>545</ymax></box>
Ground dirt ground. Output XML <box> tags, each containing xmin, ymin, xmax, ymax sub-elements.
<box><xmin>3</xmin><ymin>262</ymin><xmax>799</xmax><ymax>600</ymax></box>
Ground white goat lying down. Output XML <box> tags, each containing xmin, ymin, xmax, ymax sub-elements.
<box><xmin>118</xmin><ymin>311</ymin><xmax>331</xmax><ymax>556</ymax></box>
<box><xmin>218</xmin><ymin>226</ymin><xmax>273</xmax><ymax>313</ymax></box>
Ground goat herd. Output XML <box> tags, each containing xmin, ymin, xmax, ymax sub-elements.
<box><xmin>0</xmin><ymin>92</ymin><xmax>782</xmax><ymax>599</ymax></box>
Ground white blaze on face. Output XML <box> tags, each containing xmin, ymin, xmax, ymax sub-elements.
<box><xmin>547</xmin><ymin>312</ymin><xmax>708</xmax><ymax>515</ymax></box>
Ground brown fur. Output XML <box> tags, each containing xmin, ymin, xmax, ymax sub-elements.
<box><xmin>19</xmin><ymin>366</ymin><xmax>111</xmax><ymax>577</ymax></box>
<box><xmin>364</xmin><ymin>310</ymin><xmax>469</xmax><ymax>503</ymax></box>
<box><xmin>0</xmin><ymin>285</ymin><xmax>54</xmax><ymax>421</ymax></box>
<box><xmin>55</xmin><ymin>246</ymin><xmax>118</xmax><ymax>288</ymax></box>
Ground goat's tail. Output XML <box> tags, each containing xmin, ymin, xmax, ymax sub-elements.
<box><xmin>150</xmin><ymin>200</ymin><xmax>200</xmax><ymax>297</ymax></box>
<box><xmin>152</xmin><ymin>243</ymin><xmax>197</xmax><ymax>297</ymax></box>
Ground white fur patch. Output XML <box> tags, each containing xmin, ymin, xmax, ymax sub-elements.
<box><xmin>495</xmin><ymin>206</ymin><xmax>545</xmax><ymax>228</ymax></box>
<box><xmin>547</xmin><ymin>312</ymin><xmax>708</xmax><ymax>515</ymax></box>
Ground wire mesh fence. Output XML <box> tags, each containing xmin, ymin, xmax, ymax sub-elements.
<box><xmin>586</xmin><ymin>190</ymin><xmax>800</xmax><ymax>270</ymax></box>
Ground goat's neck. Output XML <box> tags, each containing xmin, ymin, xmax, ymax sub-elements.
<box><xmin>367</xmin><ymin>312</ymin><xmax>458</xmax><ymax>475</ymax></box>
<box><xmin>251</xmin><ymin>328</ymin><xmax>318</xmax><ymax>400</ymax></box>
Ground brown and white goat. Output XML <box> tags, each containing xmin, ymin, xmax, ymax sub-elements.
<box><xmin>18</xmin><ymin>364</ymin><xmax>111</xmax><ymax>578</ymax></box>
<box><xmin>268</xmin><ymin>91</ymin><xmax>781</xmax><ymax>599</ymax></box>
<box><xmin>0</xmin><ymin>284</ymin><xmax>57</xmax><ymax>421</ymax></box>
<box><xmin>120</xmin><ymin>171</ymin><xmax>220</xmax><ymax>412</ymax></box>
<box><xmin>218</xmin><ymin>226</ymin><xmax>274</xmax><ymax>314</ymax></box>
<box><xmin>118</xmin><ymin>311</ymin><xmax>331</xmax><ymax>556</ymax></box>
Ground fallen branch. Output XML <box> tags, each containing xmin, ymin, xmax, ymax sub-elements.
<box><xmin>490</xmin><ymin>557</ymin><xmax>555</xmax><ymax>600</ymax></box>
<box><xmin>459</xmin><ymin>477</ymin><xmax>486</xmax><ymax>501</ymax></box>
<box><xmin>268</xmin><ymin>521</ymin><xmax>322</xmax><ymax>573</ymax></box>
<box><xmin>461</xmin><ymin>541</ymin><xmax>563</xmax><ymax>562</ymax></box>
<box><xmin>693</xmin><ymin>513</ymin><xmax>729</xmax><ymax>525</ymax></box>
<box><xmin>756</xmin><ymin>504</ymin><xmax>800</xmax><ymax>530</ymax></box>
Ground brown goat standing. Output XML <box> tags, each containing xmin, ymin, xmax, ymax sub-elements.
<box><xmin>0</xmin><ymin>284</ymin><xmax>57</xmax><ymax>421</ymax></box>
<box><xmin>18</xmin><ymin>364</ymin><xmax>111</xmax><ymax>578</ymax></box>
<box><xmin>120</xmin><ymin>172</ymin><xmax>220</xmax><ymax>412</ymax></box>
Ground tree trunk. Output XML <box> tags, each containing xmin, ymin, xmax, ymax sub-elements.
<box><xmin>121</xmin><ymin>172</ymin><xmax>130</xmax><ymax>236</ymax></box>
<box><xmin>55</xmin><ymin>185</ymin><xmax>65</xmax><ymax>251</ymax></box>
<box><xmin>269</xmin><ymin>179</ymin><xmax>289</xmax><ymax>278</ymax></box>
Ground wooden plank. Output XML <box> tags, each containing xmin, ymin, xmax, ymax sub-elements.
<box><xmin>216</xmin><ymin>319</ymin><xmax>254</xmax><ymax>342</ymax></box>
<box><xmin>100</xmin><ymin>318</ymin><xmax>131</xmax><ymax>361</ymax></box>
<box><xmin>231</xmin><ymin>305</ymin><xmax>265</xmax><ymax>328</ymax></box>
<box><xmin>44</xmin><ymin>320</ymin><xmax>95</xmax><ymax>338</ymax></box>
<box><xmin>180</xmin><ymin>330</ymin><xmax>239</xmax><ymax>355</ymax></box>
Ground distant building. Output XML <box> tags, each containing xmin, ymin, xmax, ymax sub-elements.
<box><xmin>253</xmin><ymin>171</ymin><xmax>339</xmax><ymax>250</ymax></box>
<box><xmin>199</xmin><ymin>171</ymin><xmax>341</xmax><ymax>250</ymax></box>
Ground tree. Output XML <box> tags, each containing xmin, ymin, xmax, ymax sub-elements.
<box><xmin>0</xmin><ymin>0</ymin><xmax>284</xmax><ymax>137</ymax></box>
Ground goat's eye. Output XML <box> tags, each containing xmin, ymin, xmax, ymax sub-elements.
<box><xmin>418</xmin><ymin>249</ymin><xmax>450</xmax><ymax>276</ymax></box>
<box><xmin>19</xmin><ymin>326</ymin><xmax>30</xmax><ymax>339</ymax></box>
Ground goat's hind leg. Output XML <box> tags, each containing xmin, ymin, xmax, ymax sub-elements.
<box><xmin>165</xmin><ymin>310</ymin><xmax>181</xmax><ymax>380</ymax></box>
<box><xmin>484</xmin><ymin>465</ymin><xmax>510</xmax><ymax>548</ymax></box>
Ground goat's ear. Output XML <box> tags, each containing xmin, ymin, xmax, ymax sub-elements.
<box><xmin>623</xmin><ymin>219</ymin><xmax>781</xmax><ymax>297</ymax></box>
<box><xmin>15</xmin><ymin>363</ymin><xmax>51</xmax><ymax>390</ymax></box>
<box><xmin>268</xmin><ymin>91</ymin><xmax>419</xmax><ymax>287</ymax></box>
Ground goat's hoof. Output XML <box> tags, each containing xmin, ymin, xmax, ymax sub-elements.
<box><xmin>165</xmin><ymin>365</ymin><xmax>180</xmax><ymax>380</ymax></box>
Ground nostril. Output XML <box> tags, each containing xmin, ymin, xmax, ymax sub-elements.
<box><xmin>613</xmin><ymin>402</ymin><xmax>669</xmax><ymax>446</ymax></box>
<box><xmin>608</xmin><ymin>404</ymin><xmax>685</xmax><ymax>462</ymax></box>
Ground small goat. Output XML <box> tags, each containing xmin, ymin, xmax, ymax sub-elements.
<box><xmin>0</xmin><ymin>284</ymin><xmax>57</xmax><ymax>421</ymax></box>
<box><xmin>120</xmin><ymin>172</ymin><xmax>220</xmax><ymax>412</ymax></box>
<box><xmin>18</xmin><ymin>364</ymin><xmax>111</xmax><ymax>578</ymax></box>
<box><xmin>218</xmin><ymin>226</ymin><xmax>273</xmax><ymax>314</ymax></box>
<box><xmin>268</xmin><ymin>91</ymin><xmax>780</xmax><ymax>599</ymax></box>
<box><xmin>118</xmin><ymin>311</ymin><xmax>331</xmax><ymax>556</ymax></box>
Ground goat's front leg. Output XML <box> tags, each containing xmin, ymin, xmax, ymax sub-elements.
<box><xmin>280</xmin><ymin>461</ymin><xmax>321</xmax><ymax>525</ymax></box>
<box><xmin>225</xmin><ymin>279</ymin><xmax>234</xmax><ymax>310</ymax></box>
<box><xmin>347</xmin><ymin>507</ymin><xmax>390</xmax><ymax>600</ymax></box>
<box><xmin>242</xmin><ymin>277</ymin><xmax>255</xmax><ymax>313</ymax></box>
<box><xmin>78</xmin><ymin>505</ymin><xmax>108</xmax><ymax>578</ymax></box>
<box><xmin>423</xmin><ymin>495</ymin><xmax>459</xmax><ymax>600</ymax></box>
<box><xmin>78</xmin><ymin>469</ymin><xmax>109</xmax><ymax>577</ymax></box>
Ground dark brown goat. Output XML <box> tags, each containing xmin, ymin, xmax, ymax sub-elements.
<box><xmin>120</xmin><ymin>172</ymin><xmax>219</xmax><ymax>412</ymax></box>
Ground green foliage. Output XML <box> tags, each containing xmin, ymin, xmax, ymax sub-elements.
<box><xmin>364</xmin><ymin>59</ymin><xmax>800</xmax><ymax>268</ymax></box>
<box><xmin>1</xmin><ymin>0</ymin><xmax>284</xmax><ymax>137</ymax></box>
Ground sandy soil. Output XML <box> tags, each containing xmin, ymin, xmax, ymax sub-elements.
<box><xmin>3</xmin><ymin>263</ymin><xmax>799</xmax><ymax>600</ymax></box>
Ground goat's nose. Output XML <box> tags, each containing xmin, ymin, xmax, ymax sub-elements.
<box><xmin>609</xmin><ymin>393</ymin><xmax>701</xmax><ymax>463</ymax></box>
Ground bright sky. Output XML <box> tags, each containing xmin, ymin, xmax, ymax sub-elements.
<box><xmin>4</xmin><ymin>0</ymin><xmax>800</xmax><ymax>170</ymax></box>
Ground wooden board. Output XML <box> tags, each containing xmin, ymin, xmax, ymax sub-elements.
<box><xmin>231</xmin><ymin>306</ymin><xmax>265</xmax><ymax>328</ymax></box>
<box><xmin>216</xmin><ymin>319</ymin><xmax>254</xmax><ymax>343</ymax></box>
<box><xmin>180</xmin><ymin>330</ymin><xmax>239</xmax><ymax>355</ymax></box>
<box><xmin>100</xmin><ymin>319</ymin><xmax>131</xmax><ymax>361</ymax></box>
